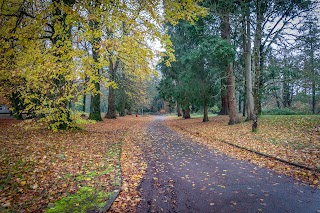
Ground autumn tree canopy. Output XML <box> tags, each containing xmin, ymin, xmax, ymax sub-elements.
<box><xmin>0</xmin><ymin>0</ymin><xmax>206</xmax><ymax>129</ymax></box>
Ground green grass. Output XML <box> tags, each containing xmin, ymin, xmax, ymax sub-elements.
<box><xmin>260</xmin><ymin>115</ymin><xmax>320</xmax><ymax>151</ymax></box>
<box><xmin>46</xmin><ymin>142</ymin><xmax>122</xmax><ymax>212</ymax></box>
<box><xmin>262</xmin><ymin>108</ymin><xmax>312</xmax><ymax>115</ymax></box>
<box><xmin>166</xmin><ymin>112</ymin><xmax>218</xmax><ymax>118</ymax></box>
<box><xmin>45</xmin><ymin>187</ymin><xmax>110</xmax><ymax>213</ymax></box>
<box><xmin>260</xmin><ymin>114</ymin><xmax>320</xmax><ymax>129</ymax></box>
<box><xmin>75</xmin><ymin>168</ymin><xmax>113</xmax><ymax>181</ymax></box>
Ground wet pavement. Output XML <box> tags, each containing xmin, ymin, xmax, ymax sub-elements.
<box><xmin>137</xmin><ymin>116</ymin><xmax>320</xmax><ymax>213</ymax></box>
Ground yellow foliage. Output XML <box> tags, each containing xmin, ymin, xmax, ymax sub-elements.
<box><xmin>0</xmin><ymin>0</ymin><xmax>206</xmax><ymax>129</ymax></box>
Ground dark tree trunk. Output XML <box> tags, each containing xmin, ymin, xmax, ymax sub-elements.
<box><xmin>277</xmin><ymin>99</ymin><xmax>281</xmax><ymax>109</ymax></box>
<box><xmin>106</xmin><ymin>85</ymin><xmax>116</xmax><ymax>119</ymax></box>
<box><xmin>311</xmin><ymin>43</ymin><xmax>316</xmax><ymax>114</ymax></box>
<box><xmin>177</xmin><ymin>102</ymin><xmax>182</xmax><ymax>117</ymax></box>
<box><xmin>82</xmin><ymin>75</ymin><xmax>89</xmax><ymax>113</ymax></box>
<box><xmin>183</xmin><ymin>107</ymin><xmax>191</xmax><ymax>119</ymax></box>
<box><xmin>88</xmin><ymin>71</ymin><xmax>102</xmax><ymax>121</ymax></box>
<box><xmin>242</xmin><ymin>94</ymin><xmax>246</xmax><ymax>117</ymax></box>
<box><xmin>258</xmin><ymin>71</ymin><xmax>263</xmax><ymax>115</ymax></box>
<box><xmin>282</xmin><ymin>80</ymin><xmax>292</xmax><ymax>108</ymax></box>
<box><xmin>312</xmin><ymin>79</ymin><xmax>316</xmax><ymax>114</ymax></box>
<box><xmin>203</xmin><ymin>97</ymin><xmax>209</xmax><ymax>122</ymax></box>
<box><xmin>221</xmin><ymin>11</ymin><xmax>239</xmax><ymax>125</ymax></box>
<box><xmin>257</xmin><ymin>43</ymin><xmax>264</xmax><ymax>116</ymax></box>
<box><xmin>88</xmin><ymin>83</ymin><xmax>102</xmax><ymax>121</ymax></box>
<box><xmin>119</xmin><ymin>91</ymin><xmax>126</xmax><ymax>116</ymax></box>
<box><xmin>219</xmin><ymin>79</ymin><xmax>229</xmax><ymax>115</ymax></box>
<box><xmin>106</xmin><ymin>59</ymin><xmax>119</xmax><ymax>119</ymax></box>
<box><xmin>88</xmin><ymin>9</ymin><xmax>102</xmax><ymax>121</ymax></box>
<box><xmin>238</xmin><ymin>92</ymin><xmax>242</xmax><ymax>113</ymax></box>
<box><xmin>83</xmin><ymin>94</ymin><xmax>86</xmax><ymax>113</ymax></box>
<box><xmin>252</xmin><ymin>0</ymin><xmax>262</xmax><ymax>132</ymax></box>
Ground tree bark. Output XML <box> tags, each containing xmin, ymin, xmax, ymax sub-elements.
<box><xmin>183</xmin><ymin>107</ymin><xmax>191</xmax><ymax>119</ymax></box>
<box><xmin>311</xmin><ymin>41</ymin><xmax>316</xmax><ymax>114</ymax></box>
<box><xmin>106</xmin><ymin>85</ymin><xmax>116</xmax><ymax>119</ymax></box>
<box><xmin>118</xmin><ymin>90</ymin><xmax>126</xmax><ymax>116</ymax></box>
<box><xmin>238</xmin><ymin>92</ymin><xmax>242</xmax><ymax>113</ymax></box>
<box><xmin>82</xmin><ymin>94</ymin><xmax>86</xmax><ymax>113</ymax></box>
<box><xmin>242</xmin><ymin>93</ymin><xmax>246</xmax><ymax>117</ymax></box>
<box><xmin>227</xmin><ymin>63</ymin><xmax>240</xmax><ymax>125</ymax></box>
<box><xmin>106</xmin><ymin>59</ymin><xmax>119</xmax><ymax>119</ymax></box>
<box><xmin>221</xmin><ymin>10</ymin><xmax>239</xmax><ymax>125</ymax></box>
<box><xmin>89</xmin><ymin>83</ymin><xmax>102</xmax><ymax>121</ymax></box>
<box><xmin>177</xmin><ymin>102</ymin><xmax>182</xmax><ymax>117</ymax></box>
<box><xmin>243</xmin><ymin>11</ymin><xmax>254</xmax><ymax>121</ymax></box>
<box><xmin>219</xmin><ymin>79</ymin><xmax>229</xmax><ymax>115</ymax></box>
<box><xmin>203</xmin><ymin>97</ymin><xmax>209</xmax><ymax>122</ymax></box>
<box><xmin>88</xmin><ymin>16</ymin><xmax>102</xmax><ymax>121</ymax></box>
<box><xmin>252</xmin><ymin>0</ymin><xmax>262</xmax><ymax>132</ymax></box>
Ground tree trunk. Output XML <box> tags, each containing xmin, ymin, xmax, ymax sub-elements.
<box><xmin>311</xmin><ymin>42</ymin><xmax>316</xmax><ymax>114</ymax></box>
<box><xmin>282</xmin><ymin>80</ymin><xmax>291</xmax><ymax>108</ymax></box>
<box><xmin>252</xmin><ymin>0</ymin><xmax>262</xmax><ymax>132</ymax></box>
<box><xmin>106</xmin><ymin>59</ymin><xmax>119</xmax><ymax>119</ymax></box>
<box><xmin>243</xmin><ymin>11</ymin><xmax>254</xmax><ymax>121</ymax></box>
<box><xmin>183</xmin><ymin>107</ymin><xmax>191</xmax><ymax>119</ymax></box>
<box><xmin>106</xmin><ymin>85</ymin><xmax>116</xmax><ymax>118</ymax></box>
<box><xmin>219</xmin><ymin>79</ymin><xmax>229</xmax><ymax>115</ymax></box>
<box><xmin>88</xmin><ymin>11</ymin><xmax>102</xmax><ymax>121</ymax></box>
<box><xmin>83</xmin><ymin>94</ymin><xmax>86</xmax><ymax>113</ymax></box>
<box><xmin>227</xmin><ymin>64</ymin><xmax>240</xmax><ymax>125</ymax></box>
<box><xmin>221</xmin><ymin>11</ymin><xmax>239</xmax><ymax>125</ymax></box>
<box><xmin>242</xmin><ymin>93</ymin><xmax>246</xmax><ymax>117</ymax></box>
<box><xmin>82</xmin><ymin>75</ymin><xmax>89</xmax><ymax>113</ymax></box>
<box><xmin>203</xmin><ymin>97</ymin><xmax>209</xmax><ymax>122</ymax></box>
<box><xmin>312</xmin><ymin>76</ymin><xmax>316</xmax><ymax>114</ymax></box>
<box><xmin>177</xmin><ymin>102</ymin><xmax>182</xmax><ymax>117</ymax></box>
<box><xmin>118</xmin><ymin>91</ymin><xmax>126</xmax><ymax>117</ymax></box>
<box><xmin>49</xmin><ymin>0</ymin><xmax>75</xmax><ymax>128</ymax></box>
<box><xmin>89</xmin><ymin>82</ymin><xmax>102</xmax><ymax>121</ymax></box>
<box><xmin>238</xmin><ymin>92</ymin><xmax>242</xmax><ymax>113</ymax></box>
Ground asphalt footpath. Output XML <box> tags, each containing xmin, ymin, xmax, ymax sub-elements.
<box><xmin>137</xmin><ymin>116</ymin><xmax>320</xmax><ymax>213</ymax></box>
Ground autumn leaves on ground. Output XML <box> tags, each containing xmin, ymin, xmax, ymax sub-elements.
<box><xmin>0</xmin><ymin>116</ymin><xmax>152</xmax><ymax>212</ymax></box>
<box><xmin>0</xmin><ymin>115</ymin><xmax>319</xmax><ymax>212</ymax></box>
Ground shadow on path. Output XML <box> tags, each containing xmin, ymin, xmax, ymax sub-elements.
<box><xmin>137</xmin><ymin>116</ymin><xmax>320</xmax><ymax>213</ymax></box>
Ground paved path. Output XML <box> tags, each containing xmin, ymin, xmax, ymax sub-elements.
<box><xmin>137</xmin><ymin>117</ymin><xmax>320</xmax><ymax>213</ymax></box>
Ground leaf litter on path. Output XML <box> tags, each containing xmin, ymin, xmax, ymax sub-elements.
<box><xmin>109</xmin><ymin>117</ymin><xmax>152</xmax><ymax>212</ymax></box>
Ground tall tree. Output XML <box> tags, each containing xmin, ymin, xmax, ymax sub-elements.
<box><xmin>297</xmin><ymin>14</ymin><xmax>320</xmax><ymax>114</ymax></box>
<box><xmin>0</xmin><ymin>0</ymin><xmax>81</xmax><ymax>130</ymax></box>
<box><xmin>106</xmin><ymin>59</ymin><xmax>119</xmax><ymax>119</ymax></box>
<box><xmin>251</xmin><ymin>0</ymin><xmax>314</xmax><ymax>131</ymax></box>
<box><xmin>159</xmin><ymin>16</ymin><xmax>235</xmax><ymax>123</ymax></box>
<box><xmin>220</xmin><ymin>3</ymin><xmax>240</xmax><ymax>125</ymax></box>
<box><xmin>86</xmin><ymin>0</ymin><xmax>103</xmax><ymax>121</ymax></box>
<box><xmin>241</xmin><ymin>1</ymin><xmax>254</xmax><ymax>121</ymax></box>
<box><xmin>252</xmin><ymin>0</ymin><xmax>263</xmax><ymax>131</ymax></box>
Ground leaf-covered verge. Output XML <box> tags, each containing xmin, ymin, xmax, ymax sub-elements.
<box><xmin>165</xmin><ymin>115</ymin><xmax>320</xmax><ymax>188</ymax></box>
<box><xmin>0</xmin><ymin>116</ymin><xmax>149</xmax><ymax>212</ymax></box>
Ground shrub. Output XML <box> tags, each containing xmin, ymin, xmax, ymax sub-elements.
<box><xmin>262</xmin><ymin>108</ymin><xmax>310</xmax><ymax>115</ymax></box>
